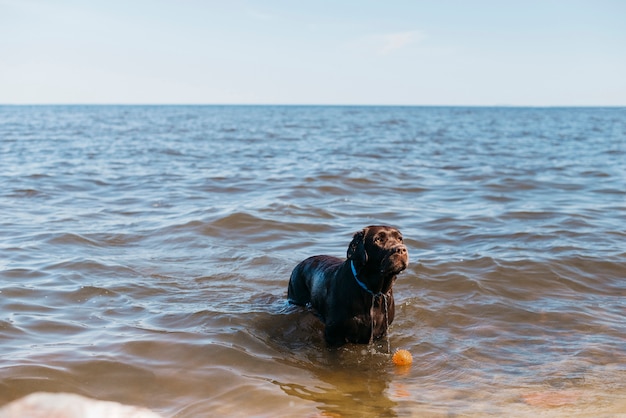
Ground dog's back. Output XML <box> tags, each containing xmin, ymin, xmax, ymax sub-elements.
<box><xmin>287</xmin><ymin>255</ymin><xmax>343</xmax><ymax>307</ymax></box>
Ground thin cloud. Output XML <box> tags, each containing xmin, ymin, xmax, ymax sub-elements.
<box><xmin>245</xmin><ymin>8</ymin><xmax>274</xmax><ymax>21</ymax></box>
<box><xmin>344</xmin><ymin>30</ymin><xmax>426</xmax><ymax>56</ymax></box>
<box><xmin>379</xmin><ymin>30</ymin><xmax>425</xmax><ymax>55</ymax></box>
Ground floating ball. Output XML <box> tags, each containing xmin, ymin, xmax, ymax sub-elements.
<box><xmin>392</xmin><ymin>349</ymin><xmax>413</xmax><ymax>366</ymax></box>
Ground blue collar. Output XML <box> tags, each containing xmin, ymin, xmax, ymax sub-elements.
<box><xmin>350</xmin><ymin>260</ymin><xmax>381</xmax><ymax>296</ymax></box>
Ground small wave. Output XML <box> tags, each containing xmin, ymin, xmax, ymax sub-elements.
<box><xmin>44</xmin><ymin>259</ymin><xmax>138</xmax><ymax>281</ymax></box>
<box><xmin>46</xmin><ymin>233</ymin><xmax>101</xmax><ymax>247</ymax></box>
<box><xmin>43</xmin><ymin>231</ymin><xmax>144</xmax><ymax>248</ymax></box>
<box><xmin>8</xmin><ymin>188</ymin><xmax>46</xmax><ymax>198</ymax></box>
<box><xmin>195</xmin><ymin>211</ymin><xmax>335</xmax><ymax>241</ymax></box>
<box><xmin>379</xmin><ymin>118</ymin><xmax>407</xmax><ymax>126</ymax></box>
<box><xmin>69</xmin><ymin>285</ymin><xmax>119</xmax><ymax>302</ymax></box>
<box><xmin>1</xmin><ymin>268</ymin><xmax>47</xmax><ymax>280</ymax></box>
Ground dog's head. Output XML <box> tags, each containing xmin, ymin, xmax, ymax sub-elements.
<box><xmin>347</xmin><ymin>226</ymin><xmax>408</xmax><ymax>287</ymax></box>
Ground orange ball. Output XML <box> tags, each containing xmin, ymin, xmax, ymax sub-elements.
<box><xmin>392</xmin><ymin>349</ymin><xmax>413</xmax><ymax>366</ymax></box>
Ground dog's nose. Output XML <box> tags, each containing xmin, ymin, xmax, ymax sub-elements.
<box><xmin>395</xmin><ymin>245</ymin><xmax>407</xmax><ymax>255</ymax></box>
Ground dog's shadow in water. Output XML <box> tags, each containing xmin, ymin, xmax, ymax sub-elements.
<box><xmin>252</xmin><ymin>293</ymin><xmax>399</xmax><ymax>417</ymax></box>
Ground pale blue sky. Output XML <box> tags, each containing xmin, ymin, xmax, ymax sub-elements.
<box><xmin>1</xmin><ymin>0</ymin><xmax>625</xmax><ymax>105</ymax></box>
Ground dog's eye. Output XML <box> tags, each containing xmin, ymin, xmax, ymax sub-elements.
<box><xmin>398</xmin><ymin>236</ymin><xmax>403</xmax><ymax>242</ymax></box>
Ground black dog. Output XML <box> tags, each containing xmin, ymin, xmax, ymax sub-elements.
<box><xmin>288</xmin><ymin>225</ymin><xmax>408</xmax><ymax>346</ymax></box>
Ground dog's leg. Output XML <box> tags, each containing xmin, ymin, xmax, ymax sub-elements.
<box><xmin>324</xmin><ymin>321</ymin><xmax>346</xmax><ymax>347</ymax></box>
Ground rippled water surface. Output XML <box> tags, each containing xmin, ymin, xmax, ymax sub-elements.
<box><xmin>1</xmin><ymin>105</ymin><xmax>625</xmax><ymax>417</ymax></box>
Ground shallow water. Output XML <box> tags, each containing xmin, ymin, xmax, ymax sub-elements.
<box><xmin>1</xmin><ymin>105</ymin><xmax>625</xmax><ymax>417</ymax></box>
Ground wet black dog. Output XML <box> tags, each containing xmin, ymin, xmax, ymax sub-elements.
<box><xmin>288</xmin><ymin>225</ymin><xmax>408</xmax><ymax>346</ymax></box>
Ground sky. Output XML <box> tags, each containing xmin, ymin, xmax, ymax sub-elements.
<box><xmin>1</xmin><ymin>0</ymin><xmax>625</xmax><ymax>106</ymax></box>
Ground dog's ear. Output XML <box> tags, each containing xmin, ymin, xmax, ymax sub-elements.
<box><xmin>347</xmin><ymin>228</ymin><xmax>368</xmax><ymax>267</ymax></box>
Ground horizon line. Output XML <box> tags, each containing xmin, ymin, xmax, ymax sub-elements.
<box><xmin>1</xmin><ymin>103</ymin><xmax>624</xmax><ymax>108</ymax></box>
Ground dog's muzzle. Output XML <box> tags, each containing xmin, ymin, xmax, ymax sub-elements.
<box><xmin>383</xmin><ymin>245</ymin><xmax>409</xmax><ymax>273</ymax></box>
